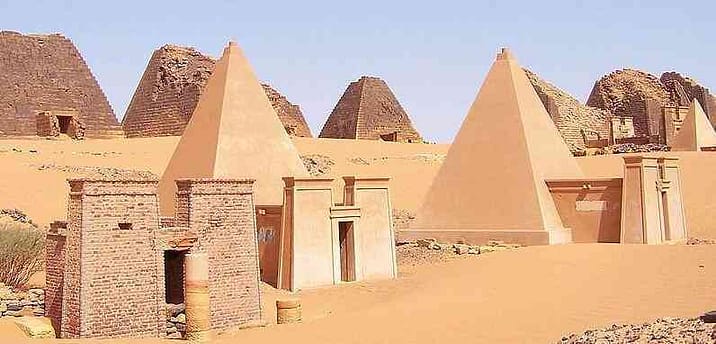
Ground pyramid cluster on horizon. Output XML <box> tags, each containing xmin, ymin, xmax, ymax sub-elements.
<box><xmin>0</xmin><ymin>30</ymin><xmax>715</xmax><ymax>153</ymax></box>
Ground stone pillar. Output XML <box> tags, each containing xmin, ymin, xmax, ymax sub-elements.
<box><xmin>185</xmin><ymin>253</ymin><xmax>210</xmax><ymax>342</ymax></box>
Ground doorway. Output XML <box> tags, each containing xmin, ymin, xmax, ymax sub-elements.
<box><xmin>57</xmin><ymin>115</ymin><xmax>72</xmax><ymax>134</ymax></box>
<box><xmin>164</xmin><ymin>250</ymin><xmax>186</xmax><ymax>304</ymax></box>
<box><xmin>338</xmin><ymin>221</ymin><xmax>356</xmax><ymax>282</ymax></box>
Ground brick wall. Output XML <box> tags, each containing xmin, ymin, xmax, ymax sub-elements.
<box><xmin>661</xmin><ymin>71</ymin><xmax>716</xmax><ymax>127</ymax></box>
<box><xmin>0</xmin><ymin>31</ymin><xmax>122</xmax><ymax>137</ymax></box>
<box><xmin>319</xmin><ymin>76</ymin><xmax>423</xmax><ymax>142</ymax></box>
<box><xmin>62</xmin><ymin>179</ymin><xmax>162</xmax><ymax>339</ymax></box>
<box><xmin>121</xmin><ymin>44</ymin><xmax>311</xmax><ymax>138</ymax></box>
<box><xmin>45</xmin><ymin>229</ymin><xmax>66</xmax><ymax>334</ymax></box>
<box><xmin>175</xmin><ymin>179</ymin><xmax>262</xmax><ymax>330</ymax></box>
<box><xmin>525</xmin><ymin>69</ymin><xmax>611</xmax><ymax>153</ymax></box>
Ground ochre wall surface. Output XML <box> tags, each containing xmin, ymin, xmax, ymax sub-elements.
<box><xmin>0</xmin><ymin>31</ymin><xmax>121</xmax><ymax>137</ymax></box>
<box><xmin>547</xmin><ymin>179</ymin><xmax>622</xmax><ymax>243</ymax></box>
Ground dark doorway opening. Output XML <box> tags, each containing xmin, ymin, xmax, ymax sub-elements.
<box><xmin>379</xmin><ymin>132</ymin><xmax>398</xmax><ymax>142</ymax></box>
<box><xmin>338</xmin><ymin>221</ymin><xmax>356</xmax><ymax>282</ymax></box>
<box><xmin>57</xmin><ymin>115</ymin><xmax>72</xmax><ymax>134</ymax></box>
<box><xmin>164</xmin><ymin>250</ymin><xmax>186</xmax><ymax>304</ymax></box>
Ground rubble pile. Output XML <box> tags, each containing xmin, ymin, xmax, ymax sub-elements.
<box><xmin>557</xmin><ymin>317</ymin><xmax>716</xmax><ymax>344</ymax></box>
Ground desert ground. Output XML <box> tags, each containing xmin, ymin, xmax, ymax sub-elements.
<box><xmin>1</xmin><ymin>136</ymin><xmax>715</xmax><ymax>343</ymax></box>
<box><xmin>0</xmin><ymin>244</ymin><xmax>714</xmax><ymax>343</ymax></box>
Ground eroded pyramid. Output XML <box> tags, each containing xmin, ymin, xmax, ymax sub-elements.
<box><xmin>319</xmin><ymin>76</ymin><xmax>422</xmax><ymax>142</ymax></box>
<box><xmin>409</xmin><ymin>48</ymin><xmax>582</xmax><ymax>245</ymax></box>
<box><xmin>670</xmin><ymin>99</ymin><xmax>716</xmax><ymax>151</ymax></box>
<box><xmin>158</xmin><ymin>41</ymin><xmax>308</xmax><ymax>214</ymax></box>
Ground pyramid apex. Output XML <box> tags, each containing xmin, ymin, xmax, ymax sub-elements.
<box><xmin>496</xmin><ymin>47</ymin><xmax>515</xmax><ymax>61</ymax></box>
<box><xmin>228</xmin><ymin>40</ymin><xmax>238</xmax><ymax>47</ymax></box>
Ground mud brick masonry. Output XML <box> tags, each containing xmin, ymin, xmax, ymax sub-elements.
<box><xmin>45</xmin><ymin>178</ymin><xmax>262</xmax><ymax>339</ymax></box>
<box><xmin>319</xmin><ymin>76</ymin><xmax>423</xmax><ymax>142</ymax></box>
<box><xmin>0</xmin><ymin>31</ymin><xmax>122</xmax><ymax>137</ymax></box>
<box><xmin>121</xmin><ymin>44</ymin><xmax>312</xmax><ymax>138</ymax></box>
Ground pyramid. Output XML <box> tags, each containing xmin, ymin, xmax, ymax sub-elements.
<box><xmin>319</xmin><ymin>76</ymin><xmax>422</xmax><ymax>142</ymax></box>
<box><xmin>670</xmin><ymin>99</ymin><xmax>716</xmax><ymax>151</ymax></box>
<box><xmin>408</xmin><ymin>48</ymin><xmax>582</xmax><ymax>245</ymax></box>
<box><xmin>158</xmin><ymin>41</ymin><xmax>308</xmax><ymax>215</ymax></box>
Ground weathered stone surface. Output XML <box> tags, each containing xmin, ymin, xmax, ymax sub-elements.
<box><xmin>661</xmin><ymin>71</ymin><xmax>716</xmax><ymax>126</ymax></box>
<box><xmin>319</xmin><ymin>76</ymin><xmax>422</xmax><ymax>142</ymax></box>
<box><xmin>557</xmin><ymin>317</ymin><xmax>716</xmax><ymax>343</ymax></box>
<box><xmin>13</xmin><ymin>317</ymin><xmax>55</xmax><ymax>338</ymax></box>
<box><xmin>524</xmin><ymin>69</ymin><xmax>611</xmax><ymax>153</ymax></box>
<box><xmin>122</xmin><ymin>44</ymin><xmax>311</xmax><ymax>138</ymax></box>
<box><xmin>0</xmin><ymin>31</ymin><xmax>122</xmax><ymax>138</ymax></box>
<box><xmin>587</xmin><ymin>69</ymin><xmax>673</xmax><ymax>140</ymax></box>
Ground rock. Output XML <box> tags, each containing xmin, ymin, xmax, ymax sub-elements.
<box><xmin>165</xmin><ymin>303</ymin><xmax>185</xmax><ymax>317</ymax></box>
<box><xmin>13</xmin><ymin>317</ymin><xmax>55</xmax><ymax>338</ymax></box>
<box><xmin>167</xmin><ymin>331</ymin><xmax>182</xmax><ymax>339</ymax></box>
<box><xmin>167</xmin><ymin>325</ymin><xmax>178</xmax><ymax>334</ymax></box>
<box><xmin>176</xmin><ymin>323</ymin><xmax>186</xmax><ymax>332</ymax></box>
<box><xmin>6</xmin><ymin>301</ymin><xmax>21</xmax><ymax>311</ymax></box>
<box><xmin>28</xmin><ymin>289</ymin><xmax>44</xmax><ymax>296</ymax></box>
<box><xmin>487</xmin><ymin>240</ymin><xmax>505</xmax><ymax>247</ymax></box>
<box><xmin>416</xmin><ymin>238</ymin><xmax>436</xmax><ymax>248</ymax></box>
<box><xmin>479</xmin><ymin>246</ymin><xmax>497</xmax><ymax>254</ymax></box>
<box><xmin>175</xmin><ymin>313</ymin><xmax>186</xmax><ymax>324</ymax></box>
<box><xmin>429</xmin><ymin>242</ymin><xmax>441</xmax><ymax>250</ymax></box>
<box><xmin>453</xmin><ymin>244</ymin><xmax>470</xmax><ymax>255</ymax></box>
<box><xmin>467</xmin><ymin>248</ymin><xmax>480</xmax><ymax>255</ymax></box>
<box><xmin>0</xmin><ymin>303</ymin><xmax>6</xmax><ymax>313</ymax></box>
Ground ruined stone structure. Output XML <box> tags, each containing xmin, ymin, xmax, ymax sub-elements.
<box><xmin>524</xmin><ymin>69</ymin><xmax>611</xmax><ymax>153</ymax></box>
<box><xmin>319</xmin><ymin>76</ymin><xmax>422</xmax><ymax>142</ymax></box>
<box><xmin>0</xmin><ymin>31</ymin><xmax>122</xmax><ymax>138</ymax></box>
<box><xmin>402</xmin><ymin>49</ymin><xmax>687</xmax><ymax>246</ymax></box>
<box><xmin>122</xmin><ymin>45</ymin><xmax>214</xmax><ymax>137</ymax></box>
<box><xmin>45</xmin><ymin>178</ymin><xmax>262</xmax><ymax>339</ymax></box>
<box><xmin>661</xmin><ymin>72</ymin><xmax>716</xmax><ymax>127</ymax></box>
<box><xmin>586</xmin><ymin>69</ymin><xmax>672</xmax><ymax>143</ymax></box>
<box><xmin>671</xmin><ymin>100</ymin><xmax>716</xmax><ymax>151</ymax></box>
<box><xmin>122</xmin><ymin>44</ymin><xmax>311</xmax><ymax>138</ymax></box>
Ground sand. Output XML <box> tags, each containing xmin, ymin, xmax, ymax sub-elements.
<box><xmin>1</xmin><ymin>244</ymin><xmax>714</xmax><ymax>343</ymax></box>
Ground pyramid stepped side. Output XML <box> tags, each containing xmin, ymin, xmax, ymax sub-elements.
<box><xmin>122</xmin><ymin>45</ymin><xmax>215</xmax><ymax>137</ymax></box>
<box><xmin>159</xmin><ymin>42</ymin><xmax>308</xmax><ymax>215</ymax></box>
<box><xmin>320</xmin><ymin>76</ymin><xmax>422</xmax><ymax>142</ymax></box>
<box><xmin>0</xmin><ymin>31</ymin><xmax>121</xmax><ymax>137</ymax></box>
<box><xmin>525</xmin><ymin>69</ymin><xmax>611</xmax><ymax>153</ymax></box>
<box><xmin>122</xmin><ymin>44</ymin><xmax>311</xmax><ymax>138</ymax></box>
<box><xmin>410</xmin><ymin>49</ymin><xmax>581</xmax><ymax>245</ymax></box>
<box><xmin>262</xmin><ymin>84</ymin><xmax>312</xmax><ymax>137</ymax></box>
<box><xmin>671</xmin><ymin>100</ymin><xmax>716</xmax><ymax>151</ymax></box>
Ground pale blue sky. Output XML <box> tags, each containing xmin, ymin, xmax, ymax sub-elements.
<box><xmin>1</xmin><ymin>0</ymin><xmax>713</xmax><ymax>143</ymax></box>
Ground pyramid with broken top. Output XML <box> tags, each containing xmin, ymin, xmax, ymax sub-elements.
<box><xmin>158</xmin><ymin>41</ymin><xmax>308</xmax><ymax>214</ymax></box>
<box><xmin>409</xmin><ymin>48</ymin><xmax>582</xmax><ymax>245</ymax></box>
<box><xmin>670</xmin><ymin>99</ymin><xmax>716</xmax><ymax>151</ymax></box>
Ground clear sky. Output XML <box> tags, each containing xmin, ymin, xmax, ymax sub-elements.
<box><xmin>1</xmin><ymin>0</ymin><xmax>713</xmax><ymax>143</ymax></box>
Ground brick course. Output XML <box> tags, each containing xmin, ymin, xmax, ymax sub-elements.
<box><xmin>0</xmin><ymin>31</ymin><xmax>122</xmax><ymax>137</ymax></box>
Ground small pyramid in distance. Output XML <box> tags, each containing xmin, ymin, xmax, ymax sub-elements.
<box><xmin>158</xmin><ymin>41</ymin><xmax>308</xmax><ymax>215</ymax></box>
<box><xmin>670</xmin><ymin>99</ymin><xmax>716</xmax><ymax>151</ymax></box>
<box><xmin>409</xmin><ymin>48</ymin><xmax>582</xmax><ymax>245</ymax></box>
<box><xmin>319</xmin><ymin>76</ymin><xmax>422</xmax><ymax>142</ymax></box>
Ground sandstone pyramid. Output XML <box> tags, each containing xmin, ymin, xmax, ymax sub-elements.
<box><xmin>122</xmin><ymin>44</ymin><xmax>311</xmax><ymax>138</ymax></box>
<box><xmin>661</xmin><ymin>72</ymin><xmax>716</xmax><ymax>127</ymax></box>
<box><xmin>409</xmin><ymin>48</ymin><xmax>582</xmax><ymax>245</ymax></box>
<box><xmin>524</xmin><ymin>69</ymin><xmax>611</xmax><ymax>153</ymax></box>
<box><xmin>319</xmin><ymin>76</ymin><xmax>422</xmax><ymax>142</ymax></box>
<box><xmin>0</xmin><ymin>31</ymin><xmax>122</xmax><ymax>137</ymax></box>
<box><xmin>670</xmin><ymin>100</ymin><xmax>716</xmax><ymax>151</ymax></box>
<box><xmin>158</xmin><ymin>41</ymin><xmax>308</xmax><ymax>214</ymax></box>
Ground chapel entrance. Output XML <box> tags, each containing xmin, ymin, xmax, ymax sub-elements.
<box><xmin>338</xmin><ymin>221</ymin><xmax>356</xmax><ymax>282</ymax></box>
<box><xmin>57</xmin><ymin>115</ymin><xmax>72</xmax><ymax>134</ymax></box>
<box><xmin>164</xmin><ymin>250</ymin><xmax>186</xmax><ymax>304</ymax></box>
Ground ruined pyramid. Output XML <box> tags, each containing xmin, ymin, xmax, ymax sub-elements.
<box><xmin>122</xmin><ymin>44</ymin><xmax>312</xmax><ymax>138</ymax></box>
<box><xmin>670</xmin><ymin>99</ymin><xmax>716</xmax><ymax>151</ymax></box>
<box><xmin>408</xmin><ymin>48</ymin><xmax>582</xmax><ymax>245</ymax></box>
<box><xmin>158</xmin><ymin>41</ymin><xmax>308</xmax><ymax>214</ymax></box>
<box><xmin>319</xmin><ymin>76</ymin><xmax>422</xmax><ymax>142</ymax></box>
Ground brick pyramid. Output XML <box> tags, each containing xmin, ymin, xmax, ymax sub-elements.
<box><xmin>409</xmin><ymin>48</ymin><xmax>582</xmax><ymax>245</ymax></box>
<box><xmin>670</xmin><ymin>99</ymin><xmax>716</xmax><ymax>151</ymax></box>
<box><xmin>319</xmin><ymin>76</ymin><xmax>422</xmax><ymax>142</ymax></box>
<box><xmin>0</xmin><ymin>31</ymin><xmax>121</xmax><ymax>137</ymax></box>
<box><xmin>158</xmin><ymin>41</ymin><xmax>308</xmax><ymax>214</ymax></box>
